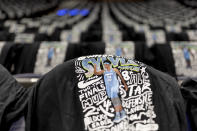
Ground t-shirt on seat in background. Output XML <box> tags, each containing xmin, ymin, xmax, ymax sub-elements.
<box><xmin>64</xmin><ymin>42</ymin><xmax>105</xmax><ymax>61</ymax></box>
<box><xmin>0</xmin><ymin>42</ymin><xmax>40</xmax><ymax>74</ymax></box>
<box><xmin>0</xmin><ymin>64</ymin><xmax>31</xmax><ymax>131</ymax></box>
<box><xmin>149</xmin><ymin>43</ymin><xmax>176</xmax><ymax>78</ymax></box>
<box><xmin>181</xmin><ymin>78</ymin><xmax>197</xmax><ymax>131</ymax></box>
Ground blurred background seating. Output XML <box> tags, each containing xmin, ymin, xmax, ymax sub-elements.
<box><xmin>0</xmin><ymin>0</ymin><xmax>197</xmax><ymax>87</ymax></box>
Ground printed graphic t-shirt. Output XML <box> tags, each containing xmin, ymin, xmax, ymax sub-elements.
<box><xmin>34</xmin><ymin>42</ymin><xmax>67</xmax><ymax>75</ymax></box>
<box><xmin>26</xmin><ymin>55</ymin><xmax>187</xmax><ymax>131</ymax></box>
<box><xmin>170</xmin><ymin>41</ymin><xmax>197</xmax><ymax>78</ymax></box>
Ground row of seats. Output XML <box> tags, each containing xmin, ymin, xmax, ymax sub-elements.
<box><xmin>0</xmin><ymin>0</ymin><xmax>60</xmax><ymax>20</ymax></box>
<box><xmin>0</xmin><ymin>1</ymin><xmax>100</xmax><ymax>42</ymax></box>
<box><xmin>119</xmin><ymin>0</ymin><xmax>197</xmax><ymax>25</ymax></box>
<box><xmin>1</xmin><ymin>0</ymin><xmax>197</xmax><ymax>44</ymax></box>
<box><xmin>1</xmin><ymin>40</ymin><xmax>197</xmax><ymax>78</ymax></box>
<box><xmin>178</xmin><ymin>0</ymin><xmax>197</xmax><ymax>7</ymax></box>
